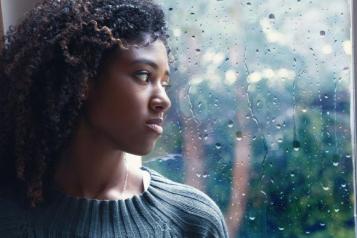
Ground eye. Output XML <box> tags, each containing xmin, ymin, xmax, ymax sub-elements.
<box><xmin>134</xmin><ymin>71</ymin><xmax>150</xmax><ymax>82</ymax></box>
<box><xmin>162</xmin><ymin>83</ymin><xmax>172</xmax><ymax>90</ymax></box>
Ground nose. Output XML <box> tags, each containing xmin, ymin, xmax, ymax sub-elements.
<box><xmin>150</xmin><ymin>88</ymin><xmax>171</xmax><ymax>113</ymax></box>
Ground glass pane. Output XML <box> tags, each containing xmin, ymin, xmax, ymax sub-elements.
<box><xmin>143</xmin><ymin>0</ymin><xmax>354</xmax><ymax>237</ymax></box>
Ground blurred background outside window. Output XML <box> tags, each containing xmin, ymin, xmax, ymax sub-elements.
<box><xmin>144</xmin><ymin>1</ymin><xmax>355</xmax><ymax>237</ymax></box>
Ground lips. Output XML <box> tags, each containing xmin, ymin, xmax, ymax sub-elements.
<box><xmin>146</xmin><ymin>118</ymin><xmax>164</xmax><ymax>135</ymax></box>
<box><xmin>146</xmin><ymin>118</ymin><xmax>163</xmax><ymax>125</ymax></box>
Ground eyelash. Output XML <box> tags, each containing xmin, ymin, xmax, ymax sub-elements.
<box><xmin>134</xmin><ymin>71</ymin><xmax>172</xmax><ymax>89</ymax></box>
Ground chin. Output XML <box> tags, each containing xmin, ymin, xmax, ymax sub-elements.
<box><xmin>126</xmin><ymin>144</ymin><xmax>155</xmax><ymax>156</ymax></box>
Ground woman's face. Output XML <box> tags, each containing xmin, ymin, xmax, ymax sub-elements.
<box><xmin>83</xmin><ymin>39</ymin><xmax>171</xmax><ymax>155</ymax></box>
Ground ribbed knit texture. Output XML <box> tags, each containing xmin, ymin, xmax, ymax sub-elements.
<box><xmin>0</xmin><ymin>166</ymin><xmax>229</xmax><ymax>238</ymax></box>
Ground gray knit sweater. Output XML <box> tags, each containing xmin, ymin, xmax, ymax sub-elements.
<box><xmin>0</xmin><ymin>166</ymin><xmax>229</xmax><ymax>237</ymax></box>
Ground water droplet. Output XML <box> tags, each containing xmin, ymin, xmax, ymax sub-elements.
<box><xmin>168</xmin><ymin>7</ymin><xmax>173</xmax><ymax>11</ymax></box>
<box><xmin>227</xmin><ymin>120</ymin><xmax>234</xmax><ymax>128</ymax></box>
<box><xmin>249</xmin><ymin>216</ymin><xmax>256</xmax><ymax>221</ymax></box>
<box><xmin>301</xmin><ymin>108</ymin><xmax>308</xmax><ymax>113</ymax></box>
<box><xmin>290</xmin><ymin>172</ymin><xmax>295</xmax><ymax>177</ymax></box>
<box><xmin>278</xmin><ymin>227</ymin><xmax>285</xmax><ymax>231</ymax></box>
<box><xmin>236</xmin><ymin>131</ymin><xmax>243</xmax><ymax>141</ymax></box>
<box><xmin>293</xmin><ymin>140</ymin><xmax>300</xmax><ymax>151</ymax></box>
<box><xmin>277</xmin><ymin>138</ymin><xmax>283</xmax><ymax>143</ymax></box>
<box><xmin>276</xmin><ymin>124</ymin><xmax>282</xmax><ymax>129</ymax></box>
<box><xmin>334</xmin><ymin>208</ymin><xmax>340</xmax><ymax>213</ymax></box>
<box><xmin>215</xmin><ymin>143</ymin><xmax>222</xmax><ymax>149</ymax></box>
<box><xmin>195</xmin><ymin>48</ymin><xmax>201</xmax><ymax>52</ymax></box>
<box><xmin>246</xmin><ymin>2</ymin><xmax>252</xmax><ymax>5</ymax></box>
<box><xmin>322</xmin><ymin>185</ymin><xmax>330</xmax><ymax>191</ymax></box>
<box><xmin>345</xmin><ymin>154</ymin><xmax>351</xmax><ymax>158</ymax></box>
<box><xmin>202</xmin><ymin>173</ymin><xmax>209</xmax><ymax>178</ymax></box>
<box><xmin>203</xmin><ymin>133</ymin><xmax>208</xmax><ymax>140</ymax></box>
<box><xmin>332</xmin><ymin>162</ymin><xmax>339</xmax><ymax>167</ymax></box>
<box><xmin>196</xmin><ymin>173</ymin><xmax>201</xmax><ymax>177</ymax></box>
<box><xmin>320</xmin><ymin>223</ymin><xmax>326</xmax><ymax>227</ymax></box>
<box><xmin>256</xmin><ymin>100</ymin><xmax>262</xmax><ymax>108</ymax></box>
<box><xmin>341</xmin><ymin>184</ymin><xmax>347</xmax><ymax>188</ymax></box>
<box><xmin>269</xmin><ymin>13</ymin><xmax>275</xmax><ymax>19</ymax></box>
<box><xmin>320</xmin><ymin>30</ymin><xmax>326</xmax><ymax>36</ymax></box>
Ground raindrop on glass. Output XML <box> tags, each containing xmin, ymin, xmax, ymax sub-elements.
<box><xmin>215</xmin><ymin>143</ymin><xmax>222</xmax><ymax>150</ymax></box>
<box><xmin>236</xmin><ymin>131</ymin><xmax>243</xmax><ymax>141</ymax></box>
<box><xmin>268</xmin><ymin>13</ymin><xmax>275</xmax><ymax>19</ymax></box>
<box><xmin>322</xmin><ymin>185</ymin><xmax>330</xmax><ymax>191</ymax></box>
<box><xmin>202</xmin><ymin>173</ymin><xmax>209</xmax><ymax>178</ymax></box>
<box><xmin>293</xmin><ymin>140</ymin><xmax>300</xmax><ymax>151</ymax></box>
<box><xmin>198</xmin><ymin>101</ymin><xmax>202</xmax><ymax>108</ymax></box>
<box><xmin>227</xmin><ymin>120</ymin><xmax>234</xmax><ymax>128</ymax></box>
<box><xmin>256</xmin><ymin>100</ymin><xmax>262</xmax><ymax>108</ymax></box>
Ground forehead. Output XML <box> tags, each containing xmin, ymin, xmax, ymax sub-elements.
<box><xmin>113</xmin><ymin>40</ymin><xmax>169</xmax><ymax>68</ymax></box>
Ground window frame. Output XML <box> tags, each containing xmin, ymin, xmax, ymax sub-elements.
<box><xmin>0</xmin><ymin>1</ymin><xmax>3</xmax><ymax>50</ymax></box>
<box><xmin>351</xmin><ymin>0</ymin><xmax>357</xmax><ymax>235</ymax></box>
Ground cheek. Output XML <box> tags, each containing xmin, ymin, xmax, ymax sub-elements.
<box><xmin>87</xmin><ymin>82</ymin><xmax>146</xmax><ymax>132</ymax></box>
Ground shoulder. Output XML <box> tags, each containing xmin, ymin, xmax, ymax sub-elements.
<box><xmin>143</xmin><ymin>166</ymin><xmax>229</xmax><ymax>237</ymax></box>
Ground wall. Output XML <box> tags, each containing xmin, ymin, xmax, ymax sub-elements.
<box><xmin>1</xmin><ymin>0</ymin><xmax>40</xmax><ymax>34</ymax></box>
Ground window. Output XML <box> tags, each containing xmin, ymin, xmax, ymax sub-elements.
<box><xmin>143</xmin><ymin>0</ymin><xmax>355</xmax><ymax>237</ymax></box>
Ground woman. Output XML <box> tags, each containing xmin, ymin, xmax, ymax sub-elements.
<box><xmin>0</xmin><ymin>0</ymin><xmax>229</xmax><ymax>237</ymax></box>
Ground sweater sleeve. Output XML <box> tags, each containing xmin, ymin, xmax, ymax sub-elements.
<box><xmin>165</xmin><ymin>182</ymin><xmax>230</xmax><ymax>238</ymax></box>
<box><xmin>199</xmin><ymin>193</ymin><xmax>229</xmax><ymax>238</ymax></box>
<box><xmin>145</xmin><ymin>168</ymin><xmax>230</xmax><ymax>237</ymax></box>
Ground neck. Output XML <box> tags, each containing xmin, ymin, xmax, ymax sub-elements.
<box><xmin>54</xmin><ymin>119</ymin><xmax>128</xmax><ymax>199</ymax></box>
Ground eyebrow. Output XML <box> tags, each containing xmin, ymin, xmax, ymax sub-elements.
<box><xmin>130</xmin><ymin>59</ymin><xmax>170</xmax><ymax>78</ymax></box>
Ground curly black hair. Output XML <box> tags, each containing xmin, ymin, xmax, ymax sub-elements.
<box><xmin>0</xmin><ymin>0</ymin><xmax>168</xmax><ymax>208</ymax></box>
